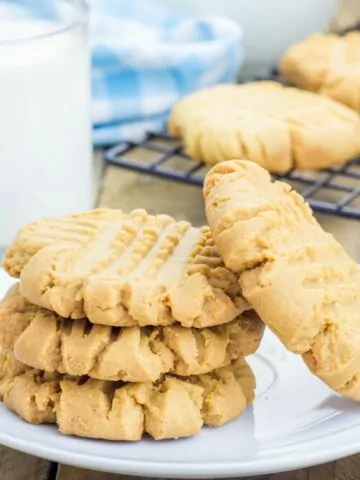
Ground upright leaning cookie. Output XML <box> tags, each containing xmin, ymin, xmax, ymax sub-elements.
<box><xmin>204</xmin><ymin>160</ymin><xmax>360</xmax><ymax>400</ymax></box>
<box><xmin>3</xmin><ymin>209</ymin><xmax>250</xmax><ymax>328</ymax></box>
<box><xmin>168</xmin><ymin>81</ymin><xmax>360</xmax><ymax>172</ymax></box>
<box><xmin>280</xmin><ymin>32</ymin><xmax>360</xmax><ymax>113</ymax></box>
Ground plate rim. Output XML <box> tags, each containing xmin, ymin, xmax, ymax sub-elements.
<box><xmin>1</xmin><ymin>408</ymin><xmax>360</xmax><ymax>478</ymax></box>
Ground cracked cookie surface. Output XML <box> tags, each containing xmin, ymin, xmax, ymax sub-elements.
<box><xmin>0</xmin><ymin>286</ymin><xmax>264</xmax><ymax>382</ymax></box>
<box><xmin>168</xmin><ymin>81</ymin><xmax>360</xmax><ymax>172</ymax></box>
<box><xmin>0</xmin><ymin>351</ymin><xmax>255</xmax><ymax>441</ymax></box>
<box><xmin>280</xmin><ymin>32</ymin><xmax>360</xmax><ymax>113</ymax></box>
<box><xmin>204</xmin><ymin>160</ymin><xmax>360</xmax><ymax>399</ymax></box>
<box><xmin>3</xmin><ymin>209</ymin><xmax>250</xmax><ymax>328</ymax></box>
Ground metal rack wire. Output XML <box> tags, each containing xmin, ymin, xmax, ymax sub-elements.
<box><xmin>105</xmin><ymin>131</ymin><xmax>360</xmax><ymax>220</ymax></box>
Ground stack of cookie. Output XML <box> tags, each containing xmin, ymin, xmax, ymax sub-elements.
<box><xmin>0</xmin><ymin>209</ymin><xmax>264</xmax><ymax>441</ymax></box>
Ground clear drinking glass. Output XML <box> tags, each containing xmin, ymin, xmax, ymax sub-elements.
<box><xmin>0</xmin><ymin>0</ymin><xmax>92</xmax><ymax>251</ymax></box>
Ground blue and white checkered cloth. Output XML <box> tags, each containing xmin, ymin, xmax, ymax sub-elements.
<box><xmin>4</xmin><ymin>0</ymin><xmax>244</xmax><ymax>146</ymax></box>
<box><xmin>89</xmin><ymin>0</ymin><xmax>244</xmax><ymax>146</ymax></box>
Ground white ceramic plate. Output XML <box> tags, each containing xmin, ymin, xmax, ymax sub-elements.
<box><xmin>1</xmin><ymin>269</ymin><xmax>360</xmax><ymax>478</ymax></box>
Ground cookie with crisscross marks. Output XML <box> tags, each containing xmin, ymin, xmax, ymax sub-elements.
<box><xmin>3</xmin><ymin>209</ymin><xmax>250</xmax><ymax>327</ymax></box>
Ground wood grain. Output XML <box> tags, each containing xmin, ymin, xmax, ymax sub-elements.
<box><xmin>56</xmin><ymin>466</ymin><xmax>119</xmax><ymax>480</ymax></box>
<box><xmin>330</xmin><ymin>0</ymin><xmax>360</xmax><ymax>31</ymax></box>
<box><xmin>268</xmin><ymin>458</ymin><xmax>360</xmax><ymax>480</ymax></box>
<box><xmin>0</xmin><ymin>446</ymin><xmax>53</xmax><ymax>480</ymax></box>
<box><xmin>98</xmin><ymin>165</ymin><xmax>206</xmax><ymax>226</ymax></box>
<box><xmin>56</xmin><ymin>461</ymin><xmax>360</xmax><ymax>480</ymax></box>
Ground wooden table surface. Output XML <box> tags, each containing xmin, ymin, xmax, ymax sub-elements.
<box><xmin>3</xmin><ymin>2</ymin><xmax>360</xmax><ymax>478</ymax></box>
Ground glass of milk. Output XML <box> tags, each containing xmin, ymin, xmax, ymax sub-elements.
<box><xmin>0</xmin><ymin>0</ymin><xmax>92</xmax><ymax>249</ymax></box>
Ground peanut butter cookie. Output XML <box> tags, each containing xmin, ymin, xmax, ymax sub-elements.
<box><xmin>281</xmin><ymin>32</ymin><xmax>360</xmax><ymax>113</ymax></box>
<box><xmin>0</xmin><ymin>286</ymin><xmax>264</xmax><ymax>382</ymax></box>
<box><xmin>169</xmin><ymin>81</ymin><xmax>360</xmax><ymax>172</ymax></box>
<box><xmin>0</xmin><ymin>351</ymin><xmax>255</xmax><ymax>441</ymax></box>
<box><xmin>4</xmin><ymin>209</ymin><xmax>251</xmax><ymax>328</ymax></box>
<box><xmin>204</xmin><ymin>160</ymin><xmax>360</xmax><ymax>399</ymax></box>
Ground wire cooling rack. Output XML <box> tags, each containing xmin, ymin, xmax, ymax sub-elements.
<box><xmin>104</xmin><ymin>131</ymin><xmax>360</xmax><ymax>220</ymax></box>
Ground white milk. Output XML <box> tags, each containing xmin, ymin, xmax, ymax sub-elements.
<box><xmin>0</xmin><ymin>17</ymin><xmax>92</xmax><ymax>247</ymax></box>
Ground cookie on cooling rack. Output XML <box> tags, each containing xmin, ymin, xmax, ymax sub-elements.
<box><xmin>168</xmin><ymin>81</ymin><xmax>360</xmax><ymax>172</ymax></box>
<box><xmin>204</xmin><ymin>160</ymin><xmax>360</xmax><ymax>400</ymax></box>
<box><xmin>280</xmin><ymin>32</ymin><xmax>360</xmax><ymax>113</ymax></box>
